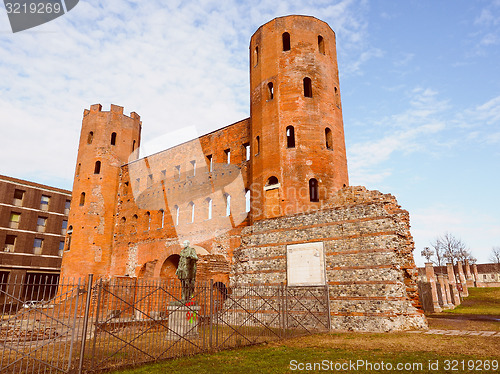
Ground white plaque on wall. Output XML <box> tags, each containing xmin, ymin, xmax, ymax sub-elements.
<box><xmin>286</xmin><ymin>242</ymin><xmax>326</xmax><ymax>286</ymax></box>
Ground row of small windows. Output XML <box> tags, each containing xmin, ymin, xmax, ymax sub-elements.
<box><xmin>8</xmin><ymin>212</ymin><xmax>68</xmax><ymax>234</ymax></box>
<box><xmin>120</xmin><ymin>191</ymin><xmax>251</xmax><ymax>229</ymax></box>
<box><xmin>257</xmin><ymin>126</ymin><xmax>334</xmax><ymax>151</ymax></box>
<box><xmin>265</xmin><ymin>176</ymin><xmax>319</xmax><ymax>202</ymax></box>
<box><xmin>4</xmin><ymin>234</ymin><xmax>64</xmax><ymax>257</ymax></box>
<box><xmin>267</xmin><ymin>77</ymin><xmax>335</xmax><ymax>100</ymax></box>
<box><xmin>11</xmin><ymin>189</ymin><xmax>71</xmax><ymax>214</ymax></box>
<box><xmin>254</xmin><ymin>33</ymin><xmax>326</xmax><ymax>66</ymax></box>
<box><xmin>87</xmin><ymin>131</ymin><xmax>137</xmax><ymax>152</ymax></box>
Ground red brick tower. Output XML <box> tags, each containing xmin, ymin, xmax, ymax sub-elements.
<box><xmin>249</xmin><ymin>16</ymin><xmax>349</xmax><ymax>222</ymax></box>
<box><xmin>60</xmin><ymin>104</ymin><xmax>141</xmax><ymax>279</ymax></box>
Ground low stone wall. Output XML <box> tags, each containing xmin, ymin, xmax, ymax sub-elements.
<box><xmin>231</xmin><ymin>187</ymin><xmax>427</xmax><ymax>332</ymax></box>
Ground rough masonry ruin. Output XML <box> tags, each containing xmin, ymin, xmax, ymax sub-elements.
<box><xmin>60</xmin><ymin>15</ymin><xmax>427</xmax><ymax>331</ymax></box>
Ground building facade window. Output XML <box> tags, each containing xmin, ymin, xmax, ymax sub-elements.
<box><xmin>175</xmin><ymin>165</ymin><xmax>181</xmax><ymax>180</ymax></box>
<box><xmin>256</xmin><ymin>136</ymin><xmax>260</xmax><ymax>155</ymax></box>
<box><xmin>325</xmin><ymin>128</ymin><xmax>333</xmax><ymax>150</ymax></box>
<box><xmin>37</xmin><ymin>217</ymin><xmax>47</xmax><ymax>232</ymax></box>
<box><xmin>225</xmin><ymin>194</ymin><xmax>231</xmax><ymax>217</ymax></box>
<box><xmin>244</xmin><ymin>143</ymin><xmax>250</xmax><ymax>161</ymax></box>
<box><xmin>206</xmin><ymin>155</ymin><xmax>213</xmax><ymax>172</ymax></box>
<box><xmin>159</xmin><ymin>209</ymin><xmax>165</xmax><ymax>228</ymax></box>
<box><xmin>224</xmin><ymin>149</ymin><xmax>231</xmax><ymax>164</ymax></box>
<box><xmin>309</xmin><ymin>178</ymin><xmax>319</xmax><ymax>202</ymax></box>
<box><xmin>303</xmin><ymin>77</ymin><xmax>312</xmax><ymax>98</ymax></box>
<box><xmin>254</xmin><ymin>46</ymin><xmax>259</xmax><ymax>66</ymax></box>
<box><xmin>245</xmin><ymin>189</ymin><xmax>251</xmax><ymax>213</ymax></box>
<box><xmin>65</xmin><ymin>200</ymin><xmax>71</xmax><ymax>215</ymax></box>
<box><xmin>13</xmin><ymin>189</ymin><xmax>24</xmax><ymax>206</ymax></box>
<box><xmin>268</xmin><ymin>82</ymin><xmax>274</xmax><ymax>100</ymax></box>
<box><xmin>318</xmin><ymin>35</ymin><xmax>325</xmax><ymax>54</ymax></box>
<box><xmin>40</xmin><ymin>195</ymin><xmax>50</xmax><ymax>210</ymax></box>
<box><xmin>87</xmin><ymin>131</ymin><xmax>93</xmax><ymax>144</ymax></box>
<box><xmin>188</xmin><ymin>202</ymin><xmax>195</xmax><ymax>223</ymax></box>
<box><xmin>282</xmin><ymin>32</ymin><xmax>291</xmax><ymax>51</ymax></box>
<box><xmin>66</xmin><ymin>226</ymin><xmax>73</xmax><ymax>251</ymax></box>
<box><xmin>79</xmin><ymin>192</ymin><xmax>86</xmax><ymax>206</ymax></box>
<box><xmin>146</xmin><ymin>211</ymin><xmax>151</xmax><ymax>230</ymax></box>
<box><xmin>286</xmin><ymin>126</ymin><xmax>295</xmax><ymax>148</ymax></box>
<box><xmin>61</xmin><ymin>220</ymin><xmax>68</xmax><ymax>235</ymax></box>
<box><xmin>174</xmin><ymin>205</ymin><xmax>179</xmax><ymax>226</ymax></box>
<box><xmin>207</xmin><ymin>198</ymin><xmax>213</xmax><ymax>220</ymax></box>
<box><xmin>94</xmin><ymin>161</ymin><xmax>101</xmax><ymax>174</ymax></box>
<box><xmin>33</xmin><ymin>238</ymin><xmax>43</xmax><ymax>255</ymax></box>
<box><xmin>9</xmin><ymin>212</ymin><xmax>20</xmax><ymax>229</ymax></box>
<box><xmin>111</xmin><ymin>132</ymin><xmax>117</xmax><ymax>145</ymax></box>
<box><xmin>190</xmin><ymin>160</ymin><xmax>196</xmax><ymax>176</ymax></box>
<box><xmin>4</xmin><ymin>235</ymin><xmax>16</xmax><ymax>252</ymax></box>
<box><xmin>59</xmin><ymin>241</ymin><xmax>65</xmax><ymax>257</ymax></box>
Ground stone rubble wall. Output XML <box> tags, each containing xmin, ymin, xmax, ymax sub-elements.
<box><xmin>231</xmin><ymin>186</ymin><xmax>427</xmax><ymax>332</ymax></box>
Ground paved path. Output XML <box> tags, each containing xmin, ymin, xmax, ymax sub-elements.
<box><xmin>408</xmin><ymin>329</ymin><xmax>500</xmax><ymax>337</ymax></box>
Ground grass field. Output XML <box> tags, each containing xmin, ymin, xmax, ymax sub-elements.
<box><xmin>443</xmin><ymin>287</ymin><xmax>500</xmax><ymax>316</ymax></box>
<box><xmin>110</xmin><ymin>332</ymin><xmax>499</xmax><ymax>374</ymax></box>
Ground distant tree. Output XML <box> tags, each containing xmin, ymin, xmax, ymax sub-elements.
<box><xmin>420</xmin><ymin>247</ymin><xmax>434</xmax><ymax>263</ymax></box>
<box><xmin>428</xmin><ymin>232</ymin><xmax>474</xmax><ymax>266</ymax></box>
<box><xmin>490</xmin><ymin>246</ymin><xmax>500</xmax><ymax>264</ymax></box>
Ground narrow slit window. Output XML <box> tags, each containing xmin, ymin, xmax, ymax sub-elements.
<box><xmin>174</xmin><ymin>205</ymin><xmax>179</xmax><ymax>226</ymax></box>
<box><xmin>224</xmin><ymin>149</ymin><xmax>231</xmax><ymax>164</ymax></box>
<box><xmin>79</xmin><ymin>192</ymin><xmax>86</xmax><ymax>206</ymax></box>
<box><xmin>245</xmin><ymin>189</ymin><xmax>250</xmax><ymax>213</ymax></box>
<box><xmin>160</xmin><ymin>209</ymin><xmax>165</xmax><ymax>228</ymax></box>
<box><xmin>268</xmin><ymin>82</ymin><xmax>274</xmax><ymax>100</ymax></box>
<box><xmin>66</xmin><ymin>226</ymin><xmax>72</xmax><ymax>251</ymax></box>
<box><xmin>244</xmin><ymin>143</ymin><xmax>250</xmax><ymax>161</ymax></box>
<box><xmin>254</xmin><ymin>46</ymin><xmax>259</xmax><ymax>66</ymax></box>
<box><xmin>207</xmin><ymin>198</ymin><xmax>212</xmax><ymax>220</ymax></box>
<box><xmin>318</xmin><ymin>35</ymin><xmax>325</xmax><ymax>54</ymax></box>
<box><xmin>147</xmin><ymin>174</ymin><xmax>153</xmax><ymax>187</ymax></box>
<box><xmin>303</xmin><ymin>77</ymin><xmax>312</xmax><ymax>98</ymax></box>
<box><xmin>189</xmin><ymin>202</ymin><xmax>195</xmax><ymax>223</ymax></box>
<box><xmin>175</xmin><ymin>165</ymin><xmax>181</xmax><ymax>180</ymax></box>
<box><xmin>87</xmin><ymin>131</ymin><xmax>93</xmax><ymax>144</ymax></box>
<box><xmin>225</xmin><ymin>194</ymin><xmax>231</xmax><ymax>217</ymax></box>
<box><xmin>309</xmin><ymin>178</ymin><xmax>319</xmax><ymax>202</ymax></box>
<box><xmin>111</xmin><ymin>132</ymin><xmax>117</xmax><ymax>145</ymax></box>
<box><xmin>132</xmin><ymin>140</ymin><xmax>136</xmax><ymax>152</ymax></box>
<box><xmin>146</xmin><ymin>211</ymin><xmax>151</xmax><ymax>230</ymax></box>
<box><xmin>325</xmin><ymin>128</ymin><xmax>333</xmax><ymax>150</ymax></box>
<box><xmin>286</xmin><ymin>126</ymin><xmax>295</xmax><ymax>148</ymax></box>
<box><xmin>206</xmin><ymin>155</ymin><xmax>213</xmax><ymax>172</ymax></box>
<box><xmin>256</xmin><ymin>136</ymin><xmax>260</xmax><ymax>155</ymax></box>
<box><xmin>282</xmin><ymin>32</ymin><xmax>290</xmax><ymax>51</ymax></box>
<box><xmin>94</xmin><ymin>161</ymin><xmax>101</xmax><ymax>174</ymax></box>
<box><xmin>190</xmin><ymin>160</ymin><xmax>196</xmax><ymax>176</ymax></box>
<box><xmin>76</xmin><ymin>163</ymin><xmax>81</xmax><ymax>177</ymax></box>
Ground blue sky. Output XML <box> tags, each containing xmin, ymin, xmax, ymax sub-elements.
<box><xmin>0</xmin><ymin>0</ymin><xmax>499</xmax><ymax>265</ymax></box>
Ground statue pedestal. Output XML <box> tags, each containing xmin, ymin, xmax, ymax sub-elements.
<box><xmin>166</xmin><ymin>305</ymin><xmax>201</xmax><ymax>340</ymax></box>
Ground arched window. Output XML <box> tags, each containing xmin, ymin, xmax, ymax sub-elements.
<box><xmin>254</xmin><ymin>46</ymin><xmax>259</xmax><ymax>66</ymax></box>
<box><xmin>76</xmin><ymin>163</ymin><xmax>81</xmax><ymax>177</ymax></box>
<box><xmin>256</xmin><ymin>136</ymin><xmax>260</xmax><ymax>155</ymax></box>
<box><xmin>265</xmin><ymin>176</ymin><xmax>279</xmax><ymax>189</ymax></box>
<box><xmin>318</xmin><ymin>35</ymin><xmax>325</xmax><ymax>54</ymax></box>
<box><xmin>325</xmin><ymin>128</ymin><xmax>333</xmax><ymax>150</ymax></box>
<box><xmin>174</xmin><ymin>205</ymin><xmax>179</xmax><ymax>226</ymax></box>
<box><xmin>224</xmin><ymin>194</ymin><xmax>231</xmax><ymax>217</ymax></box>
<box><xmin>245</xmin><ymin>189</ymin><xmax>250</xmax><ymax>213</ymax></box>
<box><xmin>303</xmin><ymin>77</ymin><xmax>312</xmax><ymax>98</ymax></box>
<box><xmin>79</xmin><ymin>192</ymin><xmax>85</xmax><ymax>206</ymax></box>
<box><xmin>145</xmin><ymin>211</ymin><xmax>151</xmax><ymax>230</ymax></box>
<box><xmin>309</xmin><ymin>178</ymin><xmax>319</xmax><ymax>202</ymax></box>
<box><xmin>188</xmin><ymin>202</ymin><xmax>195</xmax><ymax>223</ymax></box>
<box><xmin>111</xmin><ymin>132</ymin><xmax>117</xmax><ymax>145</ymax></box>
<box><xmin>286</xmin><ymin>126</ymin><xmax>295</xmax><ymax>148</ymax></box>
<box><xmin>206</xmin><ymin>198</ymin><xmax>212</xmax><ymax>220</ymax></box>
<box><xmin>94</xmin><ymin>161</ymin><xmax>101</xmax><ymax>174</ymax></box>
<box><xmin>132</xmin><ymin>140</ymin><xmax>136</xmax><ymax>152</ymax></box>
<box><xmin>121</xmin><ymin>217</ymin><xmax>126</xmax><ymax>224</ymax></box>
<box><xmin>268</xmin><ymin>82</ymin><xmax>274</xmax><ymax>100</ymax></box>
<box><xmin>87</xmin><ymin>131</ymin><xmax>93</xmax><ymax>144</ymax></box>
<box><xmin>282</xmin><ymin>32</ymin><xmax>290</xmax><ymax>51</ymax></box>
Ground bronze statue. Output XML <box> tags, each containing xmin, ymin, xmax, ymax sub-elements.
<box><xmin>176</xmin><ymin>240</ymin><xmax>198</xmax><ymax>302</ymax></box>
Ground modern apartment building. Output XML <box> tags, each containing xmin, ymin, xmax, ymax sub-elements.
<box><xmin>0</xmin><ymin>174</ymin><xmax>71</xmax><ymax>304</ymax></box>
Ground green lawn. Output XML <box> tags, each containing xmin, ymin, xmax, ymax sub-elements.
<box><xmin>444</xmin><ymin>287</ymin><xmax>500</xmax><ymax>315</ymax></box>
<box><xmin>110</xmin><ymin>332</ymin><xmax>499</xmax><ymax>374</ymax></box>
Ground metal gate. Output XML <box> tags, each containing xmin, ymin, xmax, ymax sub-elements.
<box><xmin>0</xmin><ymin>275</ymin><xmax>89</xmax><ymax>373</ymax></box>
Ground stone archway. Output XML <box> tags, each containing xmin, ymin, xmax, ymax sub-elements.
<box><xmin>160</xmin><ymin>254</ymin><xmax>180</xmax><ymax>279</ymax></box>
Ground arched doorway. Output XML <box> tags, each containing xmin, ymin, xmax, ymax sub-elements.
<box><xmin>160</xmin><ymin>254</ymin><xmax>180</xmax><ymax>279</ymax></box>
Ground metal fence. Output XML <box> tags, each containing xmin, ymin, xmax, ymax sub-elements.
<box><xmin>0</xmin><ymin>275</ymin><xmax>330</xmax><ymax>373</ymax></box>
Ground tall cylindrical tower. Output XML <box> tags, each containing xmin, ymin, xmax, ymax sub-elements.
<box><xmin>249</xmin><ymin>16</ymin><xmax>348</xmax><ymax>222</ymax></box>
<box><xmin>60</xmin><ymin>104</ymin><xmax>141</xmax><ymax>279</ymax></box>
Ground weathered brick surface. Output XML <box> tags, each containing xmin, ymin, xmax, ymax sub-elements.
<box><xmin>59</xmin><ymin>16</ymin><xmax>425</xmax><ymax>332</ymax></box>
